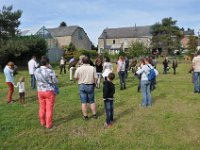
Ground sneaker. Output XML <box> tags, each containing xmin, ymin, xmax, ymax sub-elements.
<box><xmin>82</xmin><ymin>115</ymin><xmax>89</xmax><ymax>120</ymax></box>
<box><xmin>93</xmin><ymin>114</ymin><xmax>98</xmax><ymax>119</ymax></box>
<box><xmin>104</xmin><ymin>122</ymin><xmax>112</xmax><ymax>129</ymax></box>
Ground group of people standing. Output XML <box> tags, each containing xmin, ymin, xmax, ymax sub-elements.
<box><xmin>3</xmin><ymin>54</ymin><xmax>159</xmax><ymax>129</ymax></box>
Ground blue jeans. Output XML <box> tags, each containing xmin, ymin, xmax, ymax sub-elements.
<box><xmin>79</xmin><ymin>84</ymin><xmax>95</xmax><ymax>104</ymax></box>
<box><xmin>141</xmin><ymin>80</ymin><xmax>152</xmax><ymax>107</ymax></box>
<box><xmin>96</xmin><ymin>72</ymin><xmax>102</xmax><ymax>88</ymax></box>
<box><xmin>118</xmin><ymin>71</ymin><xmax>126</xmax><ymax>88</ymax></box>
<box><xmin>193</xmin><ymin>72</ymin><xmax>200</xmax><ymax>92</ymax></box>
<box><xmin>31</xmin><ymin>75</ymin><xmax>36</xmax><ymax>89</ymax></box>
<box><xmin>104</xmin><ymin>99</ymin><xmax>113</xmax><ymax>124</ymax></box>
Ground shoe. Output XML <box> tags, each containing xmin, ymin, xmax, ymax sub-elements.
<box><xmin>93</xmin><ymin>114</ymin><xmax>98</xmax><ymax>119</ymax></box>
<box><xmin>124</xmin><ymin>86</ymin><xmax>126</xmax><ymax>89</ymax></box>
<box><xmin>82</xmin><ymin>115</ymin><xmax>89</xmax><ymax>120</ymax></box>
<box><xmin>104</xmin><ymin>122</ymin><xmax>112</xmax><ymax>129</ymax></box>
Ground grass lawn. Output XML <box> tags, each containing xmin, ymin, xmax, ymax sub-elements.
<box><xmin>0</xmin><ymin>61</ymin><xmax>200</xmax><ymax>150</ymax></box>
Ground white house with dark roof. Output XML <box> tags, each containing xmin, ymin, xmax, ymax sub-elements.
<box><xmin>98</xmin><ymin>25</ymin><xmax>152</xmax><ymax>53</ymax></box>
<box><xmin>48</xmin><ymin>26</ymin><xmax>92</xmax><ymax>50</ymax></box>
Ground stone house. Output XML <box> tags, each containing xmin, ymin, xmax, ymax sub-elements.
<box><xmin>181</xmin><ymin>28</ymin><xmax>195</xmax><ymax>49</ymax></box>
<box><xmin>98</xmin><ymin>25</ymin><xmax>152</xmax><ymax>53</ymax></box>
<box><xmin>48</xmin><ymin>26</ymin><xmax>92</xmax><ymax>50</ymax></box>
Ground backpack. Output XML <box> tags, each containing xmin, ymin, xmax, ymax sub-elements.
<box><xmin>147</xmin><ymin>65</ymin><xmax>156</xmax><ymax>81</ymax></box>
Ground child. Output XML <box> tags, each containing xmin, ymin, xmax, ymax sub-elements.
<box><xmin>15</xmin><ymin>77</ymin><xmax>25</xmax><ymax>104</ymax></box>
<box><xmin>103</xmin><ymin>72</ymin><xmax>115</xmax><ymax>128</ymax></box>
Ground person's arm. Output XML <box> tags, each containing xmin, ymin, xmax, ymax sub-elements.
<box><xmin>93</xmin><ymin>68</ymin><xmax>98</xmax><ymax>84</ymax></box>
<box><xmin>74</xmin><ymin>69</ymin><xmax>79</xmax><ymax>80</ymax></box>
<box><xmin>51</xmin><ymin>70</ymin><xmax>58</xmax><ymax>84</ymax></box>
<box><xmin>136</xmin><ymin>67</ymin><xmax>144</xmax><ymax>75</ymax></box>
<box><xmin>103</xmin><ymin>81</ymin><xmax>109</xmax><ymax>99</ymax></box>
<box><xmin>14</xmin><ymin>82</ymin><xmax>19</xmax><ymax>88</ymax></box>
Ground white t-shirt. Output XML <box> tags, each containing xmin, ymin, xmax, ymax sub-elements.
<box><xmin>28</xmin><ymin>59</ymin><xmax>38</xmax><ymax>75</ymax></box>
<box><xmin>15</xmin><ymin>82</ymin><xmax>25</xmax><ymax>93</ymax></box>
<box><xmin>192</xmin><ymin>55</ymin><xmax>200</xmax><ymax>72</ymax></box>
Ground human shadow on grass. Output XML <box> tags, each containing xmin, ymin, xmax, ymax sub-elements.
<box><xmin>152</xmin><ymin>92</ymin><xmax>167</xmax><ymax>104</ymax></box>
<box><xmin>25</xmin><ymin>95</ymin><xmax>38</xmax><ymax>103</ymax></box>
<box><xmin>114</xmin><ymin>107</ymin><xmax>133</xmax><ymax>122</ymax></box>
<box><xmin>53</xmin><ymin>109</ymin><xmax>81</xmax><ymax>126</ymax></box>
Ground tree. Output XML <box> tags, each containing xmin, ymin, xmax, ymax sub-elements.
<box><xmin>127</xmin><ymin>41</ymin><xmax>150</xmax><ymax>58</ymax></box>
<box><xmin>0</xmin><ymin>36</ymin><xmax>47</xmax><ymax>68</ymax></box>
<box><xmin>151</xmin><ymin>17</ymin><xmax>183</xmax><ymax>55</ymax></box>
<box><xmin>0</xmin><ymin>5</ymin><xmax>22</xmax><ymax>40</ymax></box>
<box><xmin>59</xmin><ymin>21</ymin><xmax>67</xmax><ymax>27</ymax></box>
<box><xmin>188</xmin><ymin>35</ymin><xmax>197</xmax><ymax>51</ymax></box>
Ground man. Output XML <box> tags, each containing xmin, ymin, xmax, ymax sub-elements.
<box><xmin>74</xmin><ymin>56</ymin><xmax>98</xmax><ymax>120</ymax></box>
<box><xmin>60</xmin><ymin>56</ymin><xmax>66</xmax><ymax>74</ymax></box>
<box><xmin>28</xmin><ymin>55</ymin><xmax>39</xmax><ymax>89</ymax></box>
<box><xmin>192</xmin><ymin>51</ymin><xmax>200</xmax><ymax>93</ymax></box>
<box><xmin>69</xmin><ymin>59</ymin><xmax>78</xmax><ymax>81</ymax></box>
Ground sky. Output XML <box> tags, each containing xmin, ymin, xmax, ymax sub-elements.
<box><xmin>1</xmin><ymin>0</ymin><xmax>200</xmax><ymax>45</ymax></box>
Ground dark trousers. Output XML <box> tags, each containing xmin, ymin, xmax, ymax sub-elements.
<box><xmin>31</xmin><ymin>75</ymin><xmax>36</xmax><ymax>89</ymax></box>
<box><xmin>118</xmin><ymin>71</ymin><xmax>126</xmax><ymax>89</ymax></box>
<box><xmin>163</xmin><ymin>67</ymin><xmax>167</xmax><ymax>74</ymax></box>
<box><xmin>173</xmin><ymin>67</ymin><xmax>176</xmax><ymax>75</ymax></box>
<box><xmin>60</xmin><ymin>65</ymin><xmax>66</xmax><ymax>74</ymax></box>
<box><xmin>19</xmin><ymin>92</ymin><xmax>25</xmax><ymax>103</ymax></box>
<box><xmin>104</xmin><ymin>99</ymin><xmax>114</xmax><ymax>125</ymax></box>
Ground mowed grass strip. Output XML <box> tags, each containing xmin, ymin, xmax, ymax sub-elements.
<box><xmin>0</xmin><ymin>61</ymin><xmax>200</xmax><ymax>150</ymax></box>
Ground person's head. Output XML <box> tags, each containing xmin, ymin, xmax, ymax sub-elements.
<box><xmin>119</xmin><ymin>55</ymin><xmax>125</xmax><ymax>61</ymax></box>
<box><xmin>7</xmin><ymin>61</ymin><xmax>15</xmax><ymax>69</ymax></box>
<box><xmin>145</xmin><ymin>57</ymin><xmax>151</xmax><ymax>64</ymax></box>
<box><xmin>19</xmin><ymin>76</ymin><xmax>25</xmax><ymax>82</ymax></box>
<box><xmin>32</xmin><ymin>55</ymin><xmax>36</xmax><ymax>60</ymax></box>
<box><xmin>108</xmin><ymin>72</ymin><xmax>115</xmax><ymax>81</ymax></box>
<box><xmin>40</xmin><ymin>55</ymin><xmax>49</xmax><ymax>66</ymax></box>
<box><xmin>96</xmin><ymin>57</ymin><xmax>102</xmax><ymax>66</ymax></box>
<box><xmin>197</xmin><ymin>51</ymin><xmax>200</xmax><ymax>55</ymax></box>
<box><xmin>82</xmin><ymin>56</ymin><xmax>90</xmax><ymax>64</ymax></box>
<box><xmin>140</xmin><ymin>58</ymin><xmax>145</xmax><ymax>65</ymax></box>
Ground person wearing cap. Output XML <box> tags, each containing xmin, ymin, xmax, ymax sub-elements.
<box><xmin>4</xmin><ymin>62</ymin><xmax>15</xmax><ymax>103</ymax></box>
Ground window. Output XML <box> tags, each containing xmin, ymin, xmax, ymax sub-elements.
<box><xmin>78</xmin><ymin>30</ymin><xmax>83</xmax><ymax>40</ymax></box>
<box><xmin>113</xmin><ymin>40</ymin><xmax>115</xmax><ymax>44</ymax></box>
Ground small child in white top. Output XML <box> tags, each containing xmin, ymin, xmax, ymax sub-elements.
<box><xmin>15</xmin><ymin>76</ymin><xmax>25</xmax><ymax>104</ymax></box>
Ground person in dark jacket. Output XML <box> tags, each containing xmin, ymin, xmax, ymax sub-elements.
<box><xmin>103</xmin><ymin>72</ymin><xmax>115</xmax><ymax>128</ymax></box>
<box><xmin>163</xmin><ymin>57</ymin><xmax>169</xmax><ymax>74</ymax></box>
<box><xmin>172</xmin><ymin>58</ymin><xmax>178</xmax><ymax>75</ymax></box>
<box><xmin>95</xmin><ymin>56</ymin><xmax>103</xmax><ymax>88</ymax></box>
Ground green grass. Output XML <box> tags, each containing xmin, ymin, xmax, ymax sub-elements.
<box><xmin>1</xmin><ymin>61</ymin><xmax>200</xmax><ymax>150</ymax></box>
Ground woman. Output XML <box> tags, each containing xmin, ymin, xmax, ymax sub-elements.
<box><xmin>34</xmin><ymin>56</ymin><xmax>58</xmax><ymax>129</ymax></box>
<box><xmin>95</xmin><ymin>56</ymin><xmax>103</xmax><ymax>88</ymax></box>
<box><xmin>4</xmin><ymin>62</ymin><xmax>15</xmax><ymax>104</ymax></box>
<box><xmin>117</xmin><ymin>56</ymin><xmax>126</xmax><ymax>90</ymax></box>
<box><xmin>102</xmin><ymin>57</ymin><xmax>113</xmax><ymax>80</ymax></box>
<box><xmin>136</xmin><ymin>57</ymin><xmax>153</xmax><ymax>107</ymax></box>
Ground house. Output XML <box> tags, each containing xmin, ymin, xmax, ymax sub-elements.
<box><xmin>181</xmin><ymin>28</ymin><xmax>195</xmax><ymax>49</ymax></box>
<box><xmin>48</xmin><ymin>26</ymin><xmax>92</xmax><ymax>50</ymax></box>
<box><xmin>21</xmin><ymin>26</ymin><xmax>52</xmax><ymax>38</ymax></box>
<box><xmin>20</xmin><ymin>26</ymin><xmax>58</xmax><ymax>49</ymax></box>
<box><xmin>98</xmin><ymin>25</ymin><xmax>152</xmax><ymax>53</ymax></box>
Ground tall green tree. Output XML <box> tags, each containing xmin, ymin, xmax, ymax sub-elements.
<box><xmin>151</xmin><ymin>17</ymin><xmax>183</xmax><ymax>55</ymax></box>
<box><xmin>188</xmin><ymin>35</ymin><xmax>197</xmax><ymax>51</ymax></box>
<box><xmin>0</xmin><ymin>5</ymin><xmax>22</xmax><ymax>40</ymax></box>
<box><xmin>127</xmin><ymin>41</ymin><xmax>150</xmax><ymax>57</ymax></box>
<box><xmin>59</xmin><ymin>21</ymin><xmax>67</xmax><ymax>27</ymax></box>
